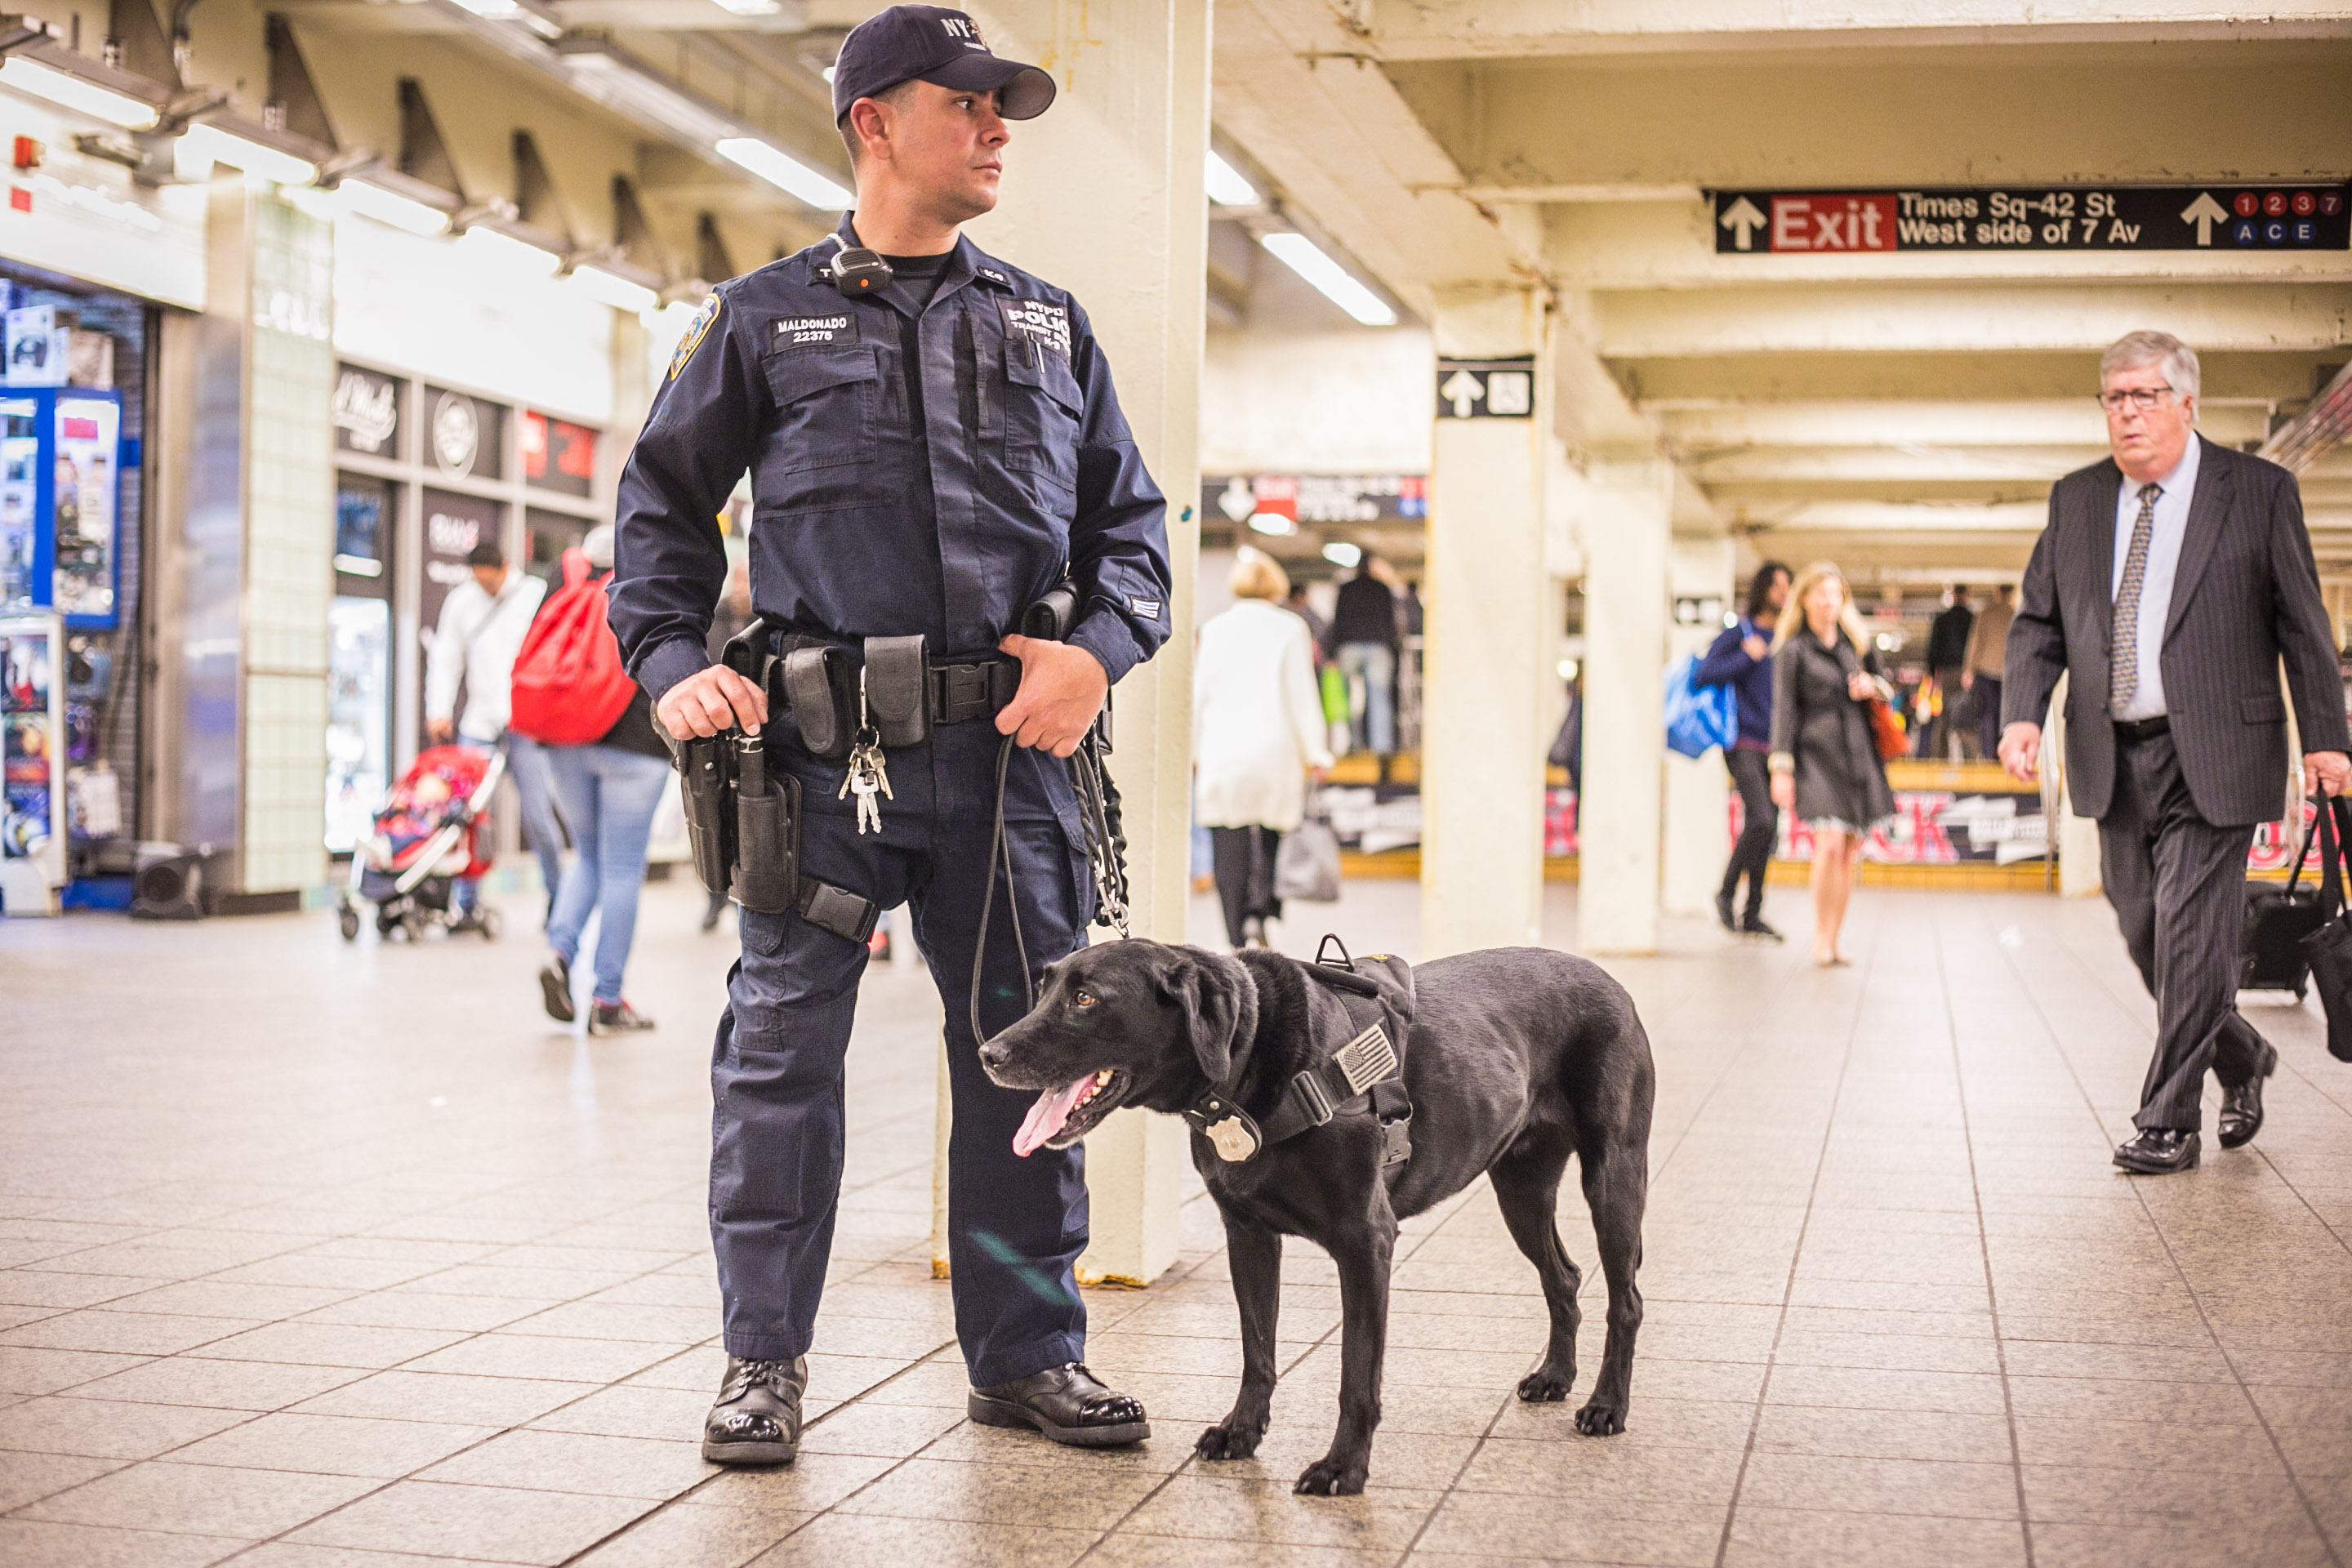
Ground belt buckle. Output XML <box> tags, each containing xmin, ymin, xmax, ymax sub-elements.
<box><xmin>933</xmin><ymin>663</ymin><xmax>992</xmax><ymax>724</ymax></box>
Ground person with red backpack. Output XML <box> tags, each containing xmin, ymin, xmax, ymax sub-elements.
<box><xmin>510</xmin><ymin>523</ymin><xmax>667</xmax><ymax>1034</ymax></box>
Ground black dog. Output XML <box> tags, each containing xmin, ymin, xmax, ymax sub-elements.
<box><xmin>980</xmin><ymin>938</ymin><xmax>1653</xmax><ymax>1494</ymax></box>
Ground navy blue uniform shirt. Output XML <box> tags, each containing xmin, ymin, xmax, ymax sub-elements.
<box><xmin>608</xmin><ymin>220</ymin><xmax>1173</xmax><ymax>705</ymax></box>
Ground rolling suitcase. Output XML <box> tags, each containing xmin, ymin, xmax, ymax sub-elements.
<box><xmin>2241</xmin><ymin>796</ymin><xmax>2334</xmax><ymax>997</ymax></box>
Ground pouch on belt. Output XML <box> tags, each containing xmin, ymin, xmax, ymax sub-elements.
<box><xmin>728</xmin><ymin>734</ymin><xmax>802</xmax><ymax>915</ymax></box>
<box><xmin>863</xmin><ymin>635</ymin><xmax>929</xmax><ymax>748</ymax></box>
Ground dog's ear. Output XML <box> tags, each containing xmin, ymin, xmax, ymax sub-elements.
<box><xmin>1155</xmin><ymin>949</ymin><xmax>1236</xmax><ymax>1085</ymax></box>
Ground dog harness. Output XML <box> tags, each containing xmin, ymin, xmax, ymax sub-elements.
<box><xmin>1183</xmin><ymin>936</ymin><xmax>1415</xmax><ymax>1169</ymax></box>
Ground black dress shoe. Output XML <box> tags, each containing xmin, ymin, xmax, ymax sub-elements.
<box><xmin>1742</xmin><ymin>915</ymin><xmax>1784</xmax><ymax>944</ymax></box>
<box><xmin>969</xmin><ymin>1361</ymin><xmax>1150</xmax><ymax>1447</ymax></box>
<box><xmin>2218</xmin><ymin>1040</ymin><xmax>2279</xmax><ymax>1150</ymax></box>
<box><xmin>2113</xmin><ymin>1129</ymin><xmax>2200</xmax><ymax>1174</ymax></box>
<box><xmin>1714</xmin><ymin>889</ymin><xmax>1738</xmax><ymax>933</ymax></box>
<box><xmin>703</xmin><ymin>1355</ymin><xmax>805</xmax><ymax>1465</ymax></box>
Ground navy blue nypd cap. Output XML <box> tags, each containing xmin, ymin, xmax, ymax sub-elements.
<box><xmin>831</xmin><ymin>6</ymin><xmax>1057</xmax><ymax>123</ymax></box>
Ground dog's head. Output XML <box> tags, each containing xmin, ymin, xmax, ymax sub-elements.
<box><xmin>979</xmin><ymin>938</ymin><xmax>1249</xmax><ymax>1156</ymax></box>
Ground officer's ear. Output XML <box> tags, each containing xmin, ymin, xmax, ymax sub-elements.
<box><xmin>1156</xmin><ymin>949</ymin><xmax>1236</xmax><ymax>1085</ymax></box>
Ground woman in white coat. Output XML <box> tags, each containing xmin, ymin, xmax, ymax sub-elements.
<box><xmin>1194</xmin><ymin>551</ymin><xmax>1336</xmax><ymax>947</ymax></box>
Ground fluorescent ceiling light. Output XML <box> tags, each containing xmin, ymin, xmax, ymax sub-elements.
<box><xmin>1247</xmin><ymin>511</ymin><xmax>1295</xmax><ymax>537</ymax></box>
<box><xmin>715</xmin><ymin>138</ymin><xmax>853</xmax><ymax>210</ymax></box>
<box><xmin>1203</xmin><ymin>149</ymin><xmax>1257</xmax><ymax>207</ymax></box>
<box><xmin>0</xmin><ymin>56</ymin><xmax>158</xmax><ymax>130</ymax></box>
<box><xmin>340</xmin><ymin>176</ymin><xmax>451</xmax><ymax>236</ymax></box>
<box><xmin>822</xmin><ymin>65</ymin><xmax>836</xmax><ymax>82</ymax></box>
<box><xmin>561</xmin><ymin>47</ymin><xmax>742</xmax><ymax>149</ymax></box>
<box><xmin>1321</xmin><ymin>541</ymin><xmax>1361</xmax><ymax>568</ymax></box>
<box><xmin>710</xmin><ymin>0</ymin><xmax>782</xmax><ymax>11</ymax></box>
<box><xmin>448</xmin><ymin>0</ymin><xmax>519</xmax><ymax>16</ymax></box>
<box><xmin>180</xmin><ymin>122</ymin><xmax>317</xmax><ymax>186</ymax></box>
<box><xmin>461</xmin><ymin>224</ymin><xmax>561</xmax><ymax>277</ymax></box>
<box><xmin>1258</xmin><ymin>232</ymin><xmax>1394</xmax><ymax>327</ymax></box>
<box><xmin>569</xmin><ymin>263</ymin><xmax>658</xmax><ymax>314</ymax></box>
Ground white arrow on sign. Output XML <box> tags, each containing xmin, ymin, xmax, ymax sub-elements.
<box><xmin>1719</xmin><ymin>195</ymin><xmax>1766</xmax><ymax>252</ymax></box>
<box><xmin>2180</xmin><ymin>192</ymin><xmax>2228</xmax><ymax>247</ymax></box>
<box><xmin>1439</xmin><ymin>369</ymin><xmax>1486</xmax><ymax>418</ymax></box>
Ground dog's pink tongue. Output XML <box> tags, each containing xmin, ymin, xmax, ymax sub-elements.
<box><xmin>1013</xmin><ymin>1075</ymin><xmax>1095</xmax><ymax>1157</ymax></box>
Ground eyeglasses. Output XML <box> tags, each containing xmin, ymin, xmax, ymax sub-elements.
<box><xmin>2098</xmin><ymin>386</ymin><xmax>2176</xmax><ymax>412</ymax></box>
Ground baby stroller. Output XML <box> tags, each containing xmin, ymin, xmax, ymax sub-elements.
<box><xmin>339</xmin><ymin>744</ymin><xmax>507</xmax><ymax>942</ymax></box>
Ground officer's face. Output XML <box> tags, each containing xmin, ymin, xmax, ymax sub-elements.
<box><xmin>880</xmin><ymin>80</ymin><xmax>1012</xmax><ymax>221</ymax></box>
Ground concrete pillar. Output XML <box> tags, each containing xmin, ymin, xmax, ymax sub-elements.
<box><xmin>149</xmin><ymin>175</ymin><xmax>334</xmax><ymax>900</ymax></box>
<box><xmin>924</xmin><ymin>0</ymin><xmax>1208</xmax><ymax>1289</ymax></box>
<box><xmin>1662</xmin><ymin>539</ymin><xmax>1735</xmax><ymax>919</ymax></box>
<box><xmin>1577</xmin><ymin>458</ymin><xmax>1673</xmax><ymax>954</ymax></box>
<box><xmin>1421</xmin><ymin>288</ymin><xmax>1553</xmax><ymax>960</ymax></box>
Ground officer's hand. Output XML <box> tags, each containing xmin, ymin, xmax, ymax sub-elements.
<box><xmin>997</xmin><ymin>635</ymin><xmax>1108</xmax><ymax>759</ymax></box>
<box><xmin>656</xmin><ymin>664</ymin><xmax>768</xmax><ymax>741</ymax></box>
<box><xmin>425</xmin><ymin>717</ymin><xmax>453</xmax><ymax>744</ymax></box>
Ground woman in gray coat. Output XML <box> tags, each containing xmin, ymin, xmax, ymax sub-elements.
<box><xmin>1767</xmin><ymin>562</ymin><xmax>1895</xmax><ymax>967</ymax></box>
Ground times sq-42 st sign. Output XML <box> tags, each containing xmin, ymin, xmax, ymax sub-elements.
<box><xmin>1713</xmin><ymin>185</ymin><xmax>2350</xmax><ymax>253</ymax></box>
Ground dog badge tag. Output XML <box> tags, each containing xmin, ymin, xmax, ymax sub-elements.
<box><xmin>1204</xmin><ymin>1116</ymin><xmax>1260</xmax><ymax>1163</ymax></box>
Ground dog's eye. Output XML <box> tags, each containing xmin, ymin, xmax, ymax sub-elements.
<box><xmin>1072</xmin><ymin>990</ymin><xmax>1097</xmax><ymax>1009</ymax></box>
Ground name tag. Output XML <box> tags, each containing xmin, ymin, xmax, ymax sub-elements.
<box><xmin>772</xmin><ymin>314</ymin><xmax>858</xmax><ymax>349</ymax></box>
<box><xmin>997</xmin><ymin>298</ymin><xmax>1071</xmax><ymax>359</ymax></box>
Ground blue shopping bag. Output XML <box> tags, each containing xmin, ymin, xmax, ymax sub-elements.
<box><xmin>1663</xmin><ymin>654</ymin><xmax>1739</xmax><ymax>760</ymax></box>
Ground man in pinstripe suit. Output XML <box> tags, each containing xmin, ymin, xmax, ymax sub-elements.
<box><xmin>2001</xmin><ymin>331</ymin><xmax>2351</xmax><ymax>1174</ymax></box>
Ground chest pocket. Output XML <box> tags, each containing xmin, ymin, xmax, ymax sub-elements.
<box><xmin>1000</xmin><ymin>337</ymin><xmax>1083</xmax><ymax>495</ymax></box>
<box><xmin>760</xmin><ymin>345</ymin><xmax>879</xmax><ymax>513</ymax></box>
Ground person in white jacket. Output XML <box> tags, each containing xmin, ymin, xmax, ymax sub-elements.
<box><xmin>1193</xmin><ymin>551</ymin><xmax>1335</xmax><ymax>947</ymax></box>
<box><xmin>424</xmin><ymin>539</ymin><xmax>558</xmax><ymax>920</ymax></box>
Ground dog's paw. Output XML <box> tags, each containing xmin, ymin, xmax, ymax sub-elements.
<box><xmin>1574</xmin><ymin>1399</ymin><xmax>1627</xmax><ymax>1436</ymax></box>
<box><xmin>1517</xmin><ymin>1365</ymin><xmax>1575</xmax><ymax>1402</ymax></box>
<box><xmin>1195</xmin><ymin>1423</ymin><xmax>1261</xmax><ymax>1461</ymax></box>
<box><xmin>1294</xmin><ymin>1457</ymin><xmax>1367</xmax><ymax>1496</ymax></box>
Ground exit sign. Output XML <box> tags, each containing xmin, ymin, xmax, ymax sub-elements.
<box><xmin>1713</xmin><ymin>185</ymin><xmax>2350</xmax><ymax>253</ymax></box>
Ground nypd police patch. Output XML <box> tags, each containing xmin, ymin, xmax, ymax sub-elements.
<box><xmin>668</xmin><ymin>292</ymin><xmax>721</xmax><ymax>381</ymax></box>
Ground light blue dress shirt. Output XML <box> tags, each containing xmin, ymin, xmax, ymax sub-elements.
<box><xmin>2109</xmin><ymin>435</ymin><xmax>2202</xmax><ymax>722</ymax></box>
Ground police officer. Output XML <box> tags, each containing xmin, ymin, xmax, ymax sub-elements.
<box><xmin>607</xmin><ymin>5</ymin><xmax>1171</xmax><ymax>1465</ymax></box>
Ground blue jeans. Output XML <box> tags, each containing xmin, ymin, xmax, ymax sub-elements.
<box><xmin>1337</xmin><ymin>640</ymin><xmax>1396</xmax><ymax>755</ymax></box>
<box><xmin>454</xmin><ymin>729</ymin><xmax>566</xmax><ymax>913</ymax></box>
<box><xmin>544</xmin><ymin>744</ymin><xmax>670</xmax><ymax>1004</ymax></box>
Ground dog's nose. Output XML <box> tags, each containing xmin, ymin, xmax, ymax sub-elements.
<box><xmin>978</xmin><ymin>1040</ymin><xmax>1009</xmax><ymax>1072</ymax></box>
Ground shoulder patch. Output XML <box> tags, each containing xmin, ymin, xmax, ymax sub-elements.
<box><xmin>668</xmin><ymin>292</ymin><xmax>721</xmax><ymax>381</ymax></box>
<box><xmin>996</xmin><ymin>296</ymin><xmax>1071</xmax><ymax>359</ymax></box>
<box><xmin>770</xmin><ymin>313</ymin><xmax>860</xmax><ymax>350</ymax></box>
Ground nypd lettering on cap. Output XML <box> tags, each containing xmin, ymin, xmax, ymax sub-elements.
<box><xmin>772</xmin><ymin>314</ymin><xmax>859</xmax><ymax>349</ymax></box>
<box><xmin>941</xmin><ymin>14</ymin><xmax>987</xmax><ymax>47</ymax></box>
<box><xmin>998</xmin><ymin>297</ymin><xmax>1071</xmax><ymax>358</ymax></box>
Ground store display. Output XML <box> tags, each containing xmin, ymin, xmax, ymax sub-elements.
<box><xmin>1</xmin><ymin>613</ymin><xmax>65</xmax><ymax>914</ymax></box>
<box><xmin>0</xmin><ymin>389</ymin><xmax>122</xmax><ymax>626</ymax></box>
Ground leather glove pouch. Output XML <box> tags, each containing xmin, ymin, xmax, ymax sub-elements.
<box><xmin>863</xmin><ymin>635</ymin><xmax>929</xmax><ymax>749</ymax></box>
<box><xmin>782</xmin><ymin>644</ymin><xmax>854</xmax><ymax>761</ymax></box>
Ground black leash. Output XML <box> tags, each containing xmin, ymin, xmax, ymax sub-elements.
<box><xmin>969</xmin><ymin>726</ymin><xmax>1131</xmax><ymax>1046</ymax></box>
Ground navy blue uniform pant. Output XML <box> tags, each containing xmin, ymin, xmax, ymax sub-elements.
<box><xmin>709</xmin><ymin>714</ymin><xmax>1094</xmax><ymax>1386</ymax></box>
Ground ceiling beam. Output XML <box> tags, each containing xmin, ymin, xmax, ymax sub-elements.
<box><xmin>1383</xmin><ymin>43</ymin><xmax>2352</xmax><ymax>194</ymax></box>
<box><xmin>1363</xmin><ymin>0</ymin><xmax>2352</xmax><ymax>60</ymax></box>
<box><xmin>1591</xmin><ymin>282</ymin><xmax>2352</xmax><ymax>358</ymax></box>
<box><xmin>1655</xmin><ymin>400</ymin><xmax>2272</xmax><ymax>448</ymax></box>
<box><xmin>1617</xmin><ymin>350</ymin><xmax>2344</xmax><ymax>405</ymax></box>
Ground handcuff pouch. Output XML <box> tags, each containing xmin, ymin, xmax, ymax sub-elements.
<box><xmin>863</xmin><ymin>635</ymin><xmax>930</xmax><ymax>748</ymax></box>
<box><xmin>782</xmin><ymin>644</ymin><xmax>853</xmax><ymax>760</ymax></box>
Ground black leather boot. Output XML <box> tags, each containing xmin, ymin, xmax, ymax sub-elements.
<box><xmin>969</xmin><ymin>1362</ymin><xmax>1150</xmax><ymax>1447</ymax></box>
<box><xmin>703</xmin><ymin>1355</ymin><xmax>806</xmax><ymax>1465</ymax></box>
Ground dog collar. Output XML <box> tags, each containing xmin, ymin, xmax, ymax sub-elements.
<box><xmin>1183</xmin><ymin>947</ymin><xmax>1412</xmax><ymax>1165</ymax></box>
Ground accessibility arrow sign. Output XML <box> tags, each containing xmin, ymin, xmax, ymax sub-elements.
<box><xmin>2180</xmin><ymin>191</ymin><xmax>2229</xmax><ymax>246</ymax></box>
<box><xmin>1438</xmin><ymin>369</ymin><xmax>1485</xmax><ymax>419</ymax></box>
<box><xmin>1719</xmin><ymin>195</ymin><xmax>1766</xmax><ymax>252</ymax></box>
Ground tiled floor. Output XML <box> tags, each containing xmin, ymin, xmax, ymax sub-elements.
<box><xmin>4</xmin><ymin>872</ymin><xmax>2351</xmax><ymax>1567</ymax></box>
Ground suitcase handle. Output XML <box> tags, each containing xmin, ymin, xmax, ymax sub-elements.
<box><xmin>2320</xmin><ymin>795</ymin><xmax>2352</xmax><ymax>915</ymax></box>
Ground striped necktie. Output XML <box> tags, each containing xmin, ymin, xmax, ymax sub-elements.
<box><xmin>2109</xmin><ymin>482</ymin><xmax>2162</xmax><ymax>714</ymax></box>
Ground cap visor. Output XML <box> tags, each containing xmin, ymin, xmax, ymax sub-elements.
<box><xmin>922</xmin><ymin>56</ymin><xmax>1056</xmax><ymax>119</ymax></box>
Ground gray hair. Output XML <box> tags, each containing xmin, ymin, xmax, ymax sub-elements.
<box><xmin>2100</xmin><ymin>330</ymin><xmax>2200</xmax><ymax>401</ymax></box>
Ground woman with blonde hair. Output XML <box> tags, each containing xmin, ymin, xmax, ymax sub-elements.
<box><xmin>1193</xmin><ymin>550</ymin><xmax>1335</xmax><ymax>947</ymax></box>
<box><xmin>1767</xmin><ymin>562</ymin><xmax>1895</xmax><ymax>967</ymax></box>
